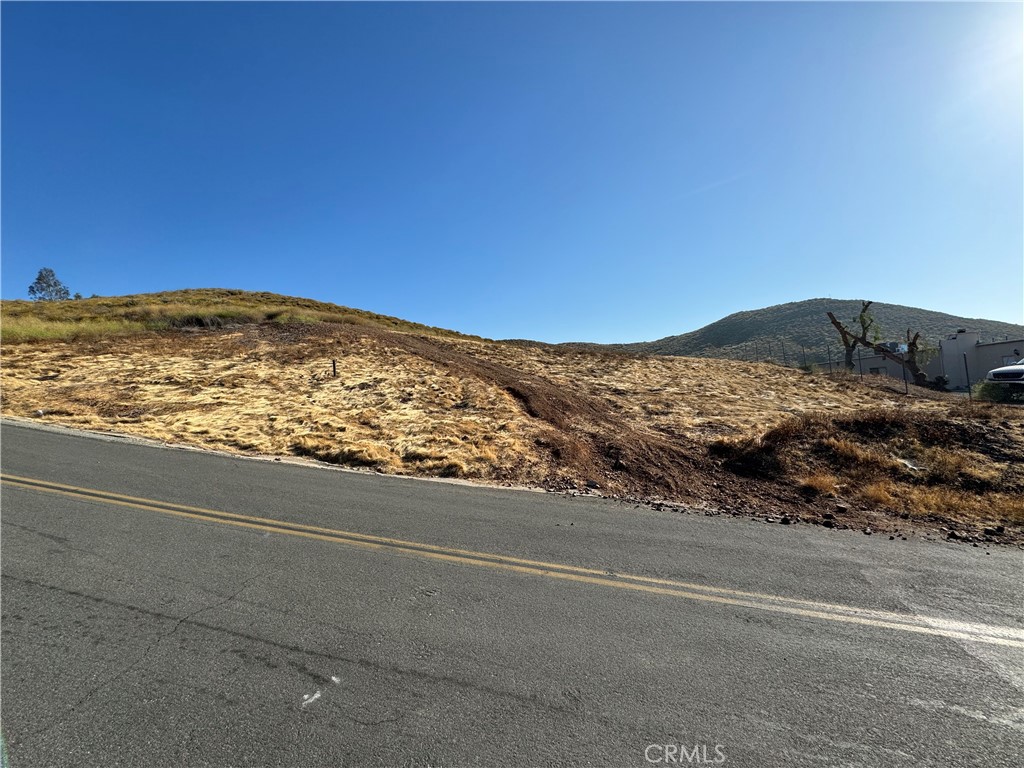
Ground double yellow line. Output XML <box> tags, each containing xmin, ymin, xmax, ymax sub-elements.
<box><xmin>3</xmin><ymin>472</ymin><xmax>1022</xmax><ymax>648</ymax></box>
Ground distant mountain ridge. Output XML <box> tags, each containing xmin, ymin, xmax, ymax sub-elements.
<box><xmin>569</xmin><ymin>299</ymin><xmax>1024</xmax><ymax>365</ymax></box>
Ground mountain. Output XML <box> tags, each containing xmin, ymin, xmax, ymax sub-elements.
<box><xmin>579</xmin><ymin>299</ymin><xmax>1024</xmax><ymax>365</ymax></box>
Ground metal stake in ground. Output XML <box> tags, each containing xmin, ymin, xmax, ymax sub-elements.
<box><xmin>964</xmin><ymin>353</ymin><xmax>972</xmax><ymax>402</ymax></box>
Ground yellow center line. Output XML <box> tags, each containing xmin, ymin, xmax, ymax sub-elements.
<box><xmin>3</xmin><ymin>472</ymin><xmax>1022</xmax><ymax>648</ymax></box>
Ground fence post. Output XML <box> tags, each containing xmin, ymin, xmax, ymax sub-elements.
<box><xmin>963</xmin><ymin>353</ymin><xmax>971</xmax><ymax>402</ymax></box>
<box><xmin>901</xmin><ymin>353</ymin><xmax>908</xmax><ymax>394</ymax></box>
<box><xmin>857</xmin><ymin>348</ymin><xmax>863</xmax><ymax>378</ymax></box>
<box><xmin>827</xmin><ymin>344</ymin><xmax>833</xmax><ymax>374</ymax></box>
<box><xmin>332</xmin><ymin>359</ymin><xmax>337</xmax><ymax>377</ymax></box>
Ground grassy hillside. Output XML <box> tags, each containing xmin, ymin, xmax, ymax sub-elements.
<box><xmin>582</xmin><ymin>299</ymin><xmax>1024</xmax><ymax>364</ymax></box>
<box><xmin>3</xmin><ymin>289</ymin><xmax>1022</xmax><ymax>541</ymax></box>
<box><xmin>0</xmin><ymin>288</ymin><xmax>476</xmax><ymax>344</ymax></box>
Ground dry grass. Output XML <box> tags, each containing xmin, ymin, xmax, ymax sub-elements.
<box><xmin>798</xmin><ymin>472</ymin><xmax>840</xmax><ymax>497</ymax></box>
<box><xmin>465</xmin><ymin>340</ymin><xmax>942</xmax><ymax>439</ymax></box>
<box><xmin>711</xmin><ymin>406</ymin><xmax>1024</xmax><ymax>530</ymax></box>
<box><xmin>0</xmin><ymin>328</ymin><xmax>540</xmax><ymax>482</ymax></box>
<box><xmin>0</xmin><ymin>289</ymin><xmax>475</xmax><ymax>343</ymax></box>
<box><xmin>3</xmin><ymin>290</ymin><xmax>1022</xmax><ymax>538</ymax></box>
<box><xmin>860</xmin><ymin>481</ymin><xmax>898</xmax><ymax>507</ymax></box>
<box><xmin>1</xmin><ymin>325</ymin><xmax>945</xmax><ymax>482</ymax></box>
<box><xmin>1</xmin><ymin>316</ymin><xmax>150</xmax><ymax>343</ymax></box>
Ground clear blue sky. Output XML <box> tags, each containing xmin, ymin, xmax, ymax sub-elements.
<box><xmin>2</xmin><ymin>1</ymin><xmax>1021</xmax><ymax>342</ymax></box>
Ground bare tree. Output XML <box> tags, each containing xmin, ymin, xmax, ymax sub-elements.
<box><xmin>827</xmin><ymin>307</ymin><xmax>929</xmax><ymax>385</ymax></box>
<box><xmin>830</xmin><ymin>300</ymin><xmax>875</xmax><ymax>370</ymax></box>
<box><xmin>902</xmin><ymin>330</ymin><xmax>928</xmax><ymax>384</ymax></box>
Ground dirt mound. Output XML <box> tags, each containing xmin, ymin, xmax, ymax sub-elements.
<box><xmin>710</xmin><ymin>406</ymin><xmax>1024</xmax><ymax>537</ymax></box>
<box><xmin>362</xmin><ymin>329</ymin><xmax>712</xmax><ymax>500</ymax></box>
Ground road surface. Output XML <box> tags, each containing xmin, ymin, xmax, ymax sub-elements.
<box><xmin>1</xmin><ymin>420</ymin><xmax>1022</xmax><ymax>767</ymax></box>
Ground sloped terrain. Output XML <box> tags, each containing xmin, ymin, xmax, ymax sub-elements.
<box><xmin>2</xmin><ymin>291</ymin><xmax>1022</xmax><ymax>542</ymax></box>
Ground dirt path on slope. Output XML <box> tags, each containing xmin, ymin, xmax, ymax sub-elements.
<box><xmin>374</xmin><ymin>330</ymin><xmax>716</xmax><ymax>500</ymax></box>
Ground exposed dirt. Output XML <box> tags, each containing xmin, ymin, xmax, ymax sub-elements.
<box><xmin>380</xmin><ymin>331</ymin><xmax>715</xmax><ymax>502</ymax></box>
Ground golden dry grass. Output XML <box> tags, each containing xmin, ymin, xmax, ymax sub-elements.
<box><xmin>0</xmin><ymin>329</ymin><xmax>543</xmax><ymax>482</ymax></box>
<box><xmin>466</xmin><ymin>338</ymin><xmax>945</xmax><ymax>439</ymax></box>
<box><xmin>798</xmin><ymin>472</ymin><xmax>840</xmax><ymax>497</ymax></box>
<box><xmin>1</xmin><ymin>324</ymin><xmax>948</xmax><ymax>481</ymax></box>
<box><xmin>0</xmin><ymin>289</ymin><xmax>474</xmax><ymax>343</ymax></box>
<box><xmin>712</xmin><ymin>406</ymin><xmax>1024</xmax><ymax>530</ymax></box>
<box><xmin>3</xmin><ymin>290</ymin><xmax>1022</xmax><ymax>537</ymax></box>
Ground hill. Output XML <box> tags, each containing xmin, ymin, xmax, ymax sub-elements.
<box><xmin>2</xmin><ymin>289</ymin><xmax>1022</xmax><ymax>541</ymax></box>
<box><xmin>583</xmin><ymin>299</ymin><xmax>1024</xmax><ymax>365</ymax></box>
<box><xmin>0</xmin><ymin>288</ymin><xmax>476</xmax><ymax>343</ymax></box>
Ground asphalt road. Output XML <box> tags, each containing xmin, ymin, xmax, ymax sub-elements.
<box><xmin>1</xmin><ymin>420</ymin><xmax>1022</xmax><ymax>767</ymax></box>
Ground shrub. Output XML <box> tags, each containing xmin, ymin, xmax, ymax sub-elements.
<box><xmin>973</xmin><ymin>381</ymin><xmax>1024</xmax><ymax>404</ymax></box>
<box><xmin>798</xmin><ymin>472</ymin><xmax>839</xmax><ymax>497</ymax></box>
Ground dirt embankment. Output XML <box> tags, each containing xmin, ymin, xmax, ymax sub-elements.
<box><xmin>3</xmin><ymin>322</ymin><xmax>1021</xmax><ymax>543</ymax></box>
<box><xmin>381</xmin><ymin>331</ymin><xmax>713</xmax><ymax>501</ymax></box>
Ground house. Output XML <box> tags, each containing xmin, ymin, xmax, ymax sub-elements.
<box><xmin>853</xmin><ymin>330</ymin><xmax>1023</xmax><ymax>390</ymax></box>
<box><xmin>936</xmin><ymin>331</ymin><xmax>1022</xmax><ymax>390</ymax></box>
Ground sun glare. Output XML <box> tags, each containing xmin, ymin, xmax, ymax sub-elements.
<box><xmin>957</xmin><ymin>11</ymin><xmax>1023</xmax><ymax>122</ymax></box>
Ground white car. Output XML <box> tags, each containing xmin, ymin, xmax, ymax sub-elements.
<box><xmin>986</xmin><ymin>358</ymin><xmax>1024</xmax><ymax>387</ymax></box>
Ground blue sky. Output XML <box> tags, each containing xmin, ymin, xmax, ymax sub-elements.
<box><xmin>2</xmin><ymin>2</ymin><xmax>1021</xmax><ymax>342</ymax></box>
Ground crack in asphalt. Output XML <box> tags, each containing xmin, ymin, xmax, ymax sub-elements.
<box><xmin>0</xmin><ymin>520</ymin><xmax>239</xmax><ymax>596</ymax></box>
<box><xmin>12</xmin><ymin>574</ymin><xmax>260</xmax><ymax>740</ymax></box>
<box><xmin>2</xmin><ymin>521</ymin><xmax>127</xmax><ymax>574</ymax></box>
<box><xmin>162</xmin><ymin>575</ymin><xmax>261</xmax><ymax>643</ymax></box>
<box><xmin>2</xmin><ymin>521</ymin><xmax>71</xmax><ymax>546</ymax></box>
<box><xmin>3</xmin><ymin>574</ymin><xmax>587</xmax><ymax>720</ymax></box>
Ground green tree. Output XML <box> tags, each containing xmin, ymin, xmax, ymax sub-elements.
<box><xmin>28</xmin><ymin>268</ymin><xmax>71</xmax><ymax>301</ymax></box>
